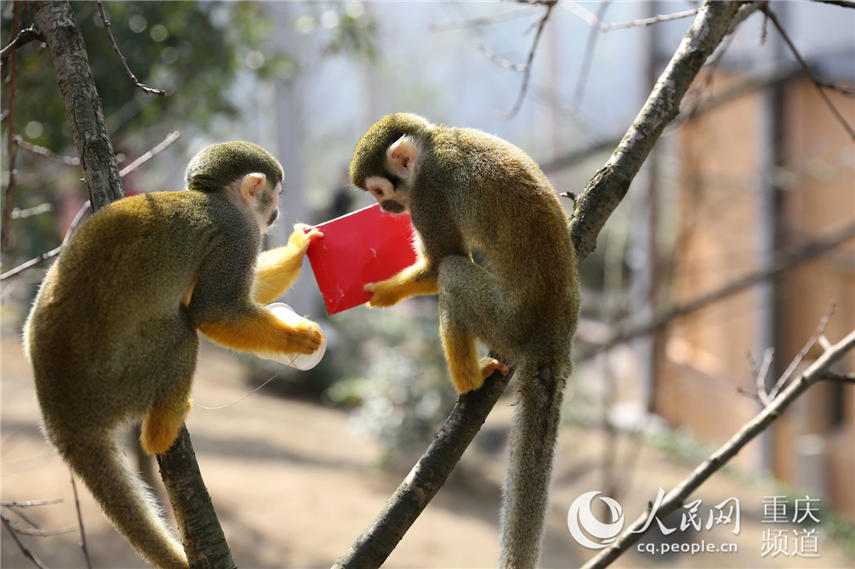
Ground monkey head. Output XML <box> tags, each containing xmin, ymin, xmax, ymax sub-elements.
<box><xmin>349</xmin><ymin>113</ymin><xmax>431</xmax><ymax>214</ymax></box>
<box><xmin>186</xmin><ymin>140</ymin><xmax>284</xmax><ymax>232</ymax></box>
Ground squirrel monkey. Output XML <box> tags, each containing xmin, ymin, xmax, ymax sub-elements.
<box><xmin>23</xmin><ymin>141</ymin><xmax>324</xmax><ymax>569</ymax></box>
<box><xmin>350</xmin><ymin>114</ymin><xmax>579</xmax><ymax>568</ymax></box>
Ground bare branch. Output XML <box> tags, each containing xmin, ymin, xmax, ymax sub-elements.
<box><xmin>573</xmin><ymin>0</ymin><xmax>612</xmax><ymax>107</ymax></box>
<box><xmin>15</xmin><ymin>136</ymin><xmax>81</xmax><ymax>166</ymax></box>
<box><xmin>578</xmin><ymin>222</ymin><xmax>855</xmax><ymax>360</ymax></box>
<box><xmin>502</xmin><ymin>0</ymin><xmax>557</xmax><ymax>118</ymax></box>
<box><xmin>761</xmin><ymin>5</ymin><xmax>855</xmax><ymax>140</ymax></box>
<box><xmin>600</xmin><ymin>7</ymin><xmax>699</xmax><ymax>32</ymax></box>
<box><xmin>0</xmin><ymin>499</ymin><xmax>62</xmax><ymax>508</ymax></box>
<box><xmin>569</xmin><ymin>1</ymin><xmax>743</xmax><ymax>260</ymax></box>
<box><xmin>2</xmin><ymin>3</ymin><xmax>22</xmax><ymax>253</ymax></box>
<box><xmin>11</xmin><ymin>203</ymin><xmax>54</xmax><ymax>219</ymax></box>
<box><xmin>769</xmin><ymin>303</ymin><xmax>836</xmax><ymax>399</ymax></box>
<box><xmin>0</xmin><ymin>26</ymin><xmax>45</xmax><ymax>66</ymax></box>
<box><xmin>580</xmin><ymin>327</ymin><xmax>855</xmax><ymax>569</ymax></box>
<box><xmin>95</xmin><ymin>1</ymin><xmax>166</xmax><ymax>96</ymax></box>
<box><xmin>430</xmin><ymin>9</ymin><xmax>533</xmax><ymax>31</ymax></box>
<box><xmin>0</xmin><ymin>246</ymin><xmax>62</xmax><ymax>281</ymax></box>
<box><xmin>811</xmin><ymin>0</ymin><xmax>855</xmax><ymax>8</ymax></box>
<box><xmin>821</xmin><ymin>371</ymin><xmax>855</xmax><ymax>383</ymax></box>
<box><xmin>70</xmin><ymin>475</ymin><xmax>93</xmax><ymax>569</ymax></box>
<box><xmin>753</xmin><ymin>347</ymin><xmax>775</xmax><ymax>406</ymax></box>
<box><xmin>1</xmin><ymin>512</ymin><xmax>49</xmax><ymax>569</ymax></box>
<box><xmin>119</xmin><ymin>130</ymin><xmax>181</xmax><ymax>177</ymax></box>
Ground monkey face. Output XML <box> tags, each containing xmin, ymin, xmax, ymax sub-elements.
<box><xmin>267</xmin><ymin>207</ymin><xmax>280</xmax><ymax>226</ymax></box>
<box><xmin>364</xmin><ymin>175</ymin><xmax>408</xmax><ymax>214</ymax></box>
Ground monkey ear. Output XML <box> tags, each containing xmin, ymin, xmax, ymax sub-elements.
<box><xmin>386</xmin><ymin>136</ymin><xmax>419</xmax><ymax>180</ymax></box>
<box><xmin>240</xmin><ymin>173</ymin><xmax>267</xmax><ymax>200</ymax></box>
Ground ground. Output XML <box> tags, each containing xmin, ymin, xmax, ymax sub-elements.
<box><xmin>2</xmin><ymin>338</ymin><xmax>852</xmax><ymax>569</ymax></box>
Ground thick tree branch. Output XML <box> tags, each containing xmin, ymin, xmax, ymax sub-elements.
<box><xmin>569</xmin><ymin>0</ymin><xmax>743</xmax><ymax>260</ymax></box>
<box><xmin>580</xmin><ymin>327</ymin><xmax>855</xmax><ymax>569</ymax></box>
<box><xmin>32</xmin><ymin>1</ymin><xmax>123</xmax><ymax>211</ymax></box>
<box><xmin>332</xmin><ymin>3</ymin><xmax>744</xmax><ymax>568</ymax></box>
<box><xmin>31</xmin><ymin>3</ymin><xmax>230</xmax><ymax>567</ymax></box>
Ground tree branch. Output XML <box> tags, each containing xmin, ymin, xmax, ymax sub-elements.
<box><xmin>95</xmin><ymin>1</ymin><xmax>166</xmax><ymax>96</ymax></box>
<box><xmin>502</xmin><ymin>0</ymin><xmax>557</xmax><ymax>118</ymax></box>
<box><xmin>761</xmin><ymin>4</ymin><xmax>855</xmax><ymax>140</ymax></box>
<box><xmin>0</xmin><ymin>26</ymin><xmax>44</xmax><ymax>67</ymax></box>
<box><xmin>578</xmin><ymin>222</ymin><xmax>855</xmax><ymax>360</ymax></box>
<box><xmin>32</xmin><ymin>0</ymin><xmax>123</xmax><ymax>212</ymax></box>
<box><xmin>332</xmin><ymin>2</ymin><xmax>744</xmax><ymax>567</ymax></box>
<box><xmin>580</xmin><ymin>327</ymin><xmax>855</xmax><ymax>569</ymax></box>
<box><xmin>569</xmin><ymin>0</ymin><xmax>743</xmax><ymax>260</ymax></box>
<box><xmin>31</xmin><ymin>3</ymin><xmax>230</xmax><ymax>567</ymax></box>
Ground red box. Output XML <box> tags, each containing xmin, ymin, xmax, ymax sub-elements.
<box><xmin>305</xmin><ymin>204</ymin><xmax>418</xmax><ymax>315</ymax></box>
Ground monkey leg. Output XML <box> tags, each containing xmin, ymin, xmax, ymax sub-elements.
<box><xmin>438</xmin><ymin>255</ymin><xmax>513</xmax><ymax>392</ymax></box>
<box><xmin>141</xmin><ymin>396</ymin><xmax>191</xmax><ymax>456</ymax></box>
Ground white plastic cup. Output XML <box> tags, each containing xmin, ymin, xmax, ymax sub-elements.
<box><xmin>256</xmin><ymin>303</ymin><xmax>326</xmax><ymax>370</ymax></box>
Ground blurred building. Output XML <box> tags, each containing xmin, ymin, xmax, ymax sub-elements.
<box><xmin>655</xmin><ymin>56</ymin><xmax>855</xmax><ymax>519</ymax></box>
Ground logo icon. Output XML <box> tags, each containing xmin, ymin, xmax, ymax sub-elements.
<box><xmin>567</xmin><ymin>491</ymin><xmax>625</xmax><ymax>549</ymax></box>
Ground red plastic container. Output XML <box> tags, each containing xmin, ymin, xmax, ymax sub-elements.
<box><xmin>305</xmin><ymin>204</ymin><xmax>418</xmax><ymax>315</ymax></box>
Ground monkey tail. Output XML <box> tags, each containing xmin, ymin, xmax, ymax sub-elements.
<box><xmin>499</xmin><ymin>359</ymin><xmax>568</xmax><ymax>569</ymax></box>
<box><xmin>55</xmin><ymin>430</ymin><xmax>189</xmax><ymax>569</ymax></box>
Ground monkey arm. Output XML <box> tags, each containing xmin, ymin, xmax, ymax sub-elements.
<box><xmin>252</xmin><ymin>223</ymin><xmax>323</xmax><ymax>304</ymax></box>
<box><xmin>189</xmin><ymin>238</ymin><xmax>323</xmax><ymax>355</ymax></box>
<box><xmin>365</xmin><ymin>260</ymin><xmax>438</xmax><ymax>307</ymax></box>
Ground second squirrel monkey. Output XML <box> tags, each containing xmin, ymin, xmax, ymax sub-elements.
<box><xmin>350</xmin><ymin>114</ymin><xmax>579</xmax><ymax>569</ymax></box>
<box><xmin>24</xmin><ymin>141</ymin><xmax>323</xmax><ymax>569</ymax></box>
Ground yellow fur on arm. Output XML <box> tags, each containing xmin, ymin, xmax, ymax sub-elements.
<box><xmin>252</xmin><ymin>245</ymin><xmax>303</xmax><ymax>304</ymax></box>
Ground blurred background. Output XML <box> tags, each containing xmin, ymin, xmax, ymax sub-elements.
<box><xmin>1</xmin><ymin>1</ymin><xmax>853</xmax><ymax>568</ymax></box>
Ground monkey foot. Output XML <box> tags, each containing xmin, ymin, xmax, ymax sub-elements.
<box><xmin>480</xmin><ymin>357</ymin><xmax>509</xmax><ymax>379</ymax></box>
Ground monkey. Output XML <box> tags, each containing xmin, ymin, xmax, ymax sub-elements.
<box><xmin>349</xmin><ymin>113</ymin><xmax>579</xmax><ymax>568</ymax></box>
<box><xmin>22</xmin><ymin>141</ymin><xmax>324</xmax><ymax>569</ymax></box>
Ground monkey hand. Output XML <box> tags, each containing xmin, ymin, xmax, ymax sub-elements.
<box><xmin>280</xmin><ymin>319</ymin><xmax>324</xmax><ymax>355</ymax></box>
<box><xmin>364</xmin><ymin>279</ymin><xmax>405</xmax><ymax>307</ymax></box>
<box><xmin>288</xmin><ymin>223</ymin><xmax>323</xmax><ymax>255</ymax></box>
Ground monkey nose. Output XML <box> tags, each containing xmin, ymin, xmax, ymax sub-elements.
<box><xmin>380</xmin><ymin>200</ymin><xmax>405</xmax><ymax>214</ymax></box>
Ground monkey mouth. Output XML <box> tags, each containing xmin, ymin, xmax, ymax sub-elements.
<box><xmin>380</xmin><ymin>200</ymin><xmax>405</xmax><ymax>214</ymax></box>
<box><xmin>267</xmin><ymin>207</ymin><xmax>280</xmax><ymax>226</ymax></box>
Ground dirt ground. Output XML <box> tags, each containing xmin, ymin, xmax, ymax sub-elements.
<box><xmin>2</xmin><ymin>337</ymin><xmax>853</xmax><ymax>569</ymax></box>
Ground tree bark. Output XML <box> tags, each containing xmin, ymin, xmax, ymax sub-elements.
<box><xmin>32</xmin><ymin>2</ymin><xmax>232</xmax><ymax>567</ymax></box>
<box><xmin>32</xmin><ymin>0</ymin><xmax>123</xmax><ymax>211</ymax></box>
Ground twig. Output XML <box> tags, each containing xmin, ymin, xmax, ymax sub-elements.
<box><xmin>580</xmin><ymin>327</ymin><xmax>855</xmax><ymax>569</ymax></box>
<box><xmin>430</xmin><ymin>9</ymin><xmax>532</xmax><ymax>31</ymax></box>
<box><xmin>0</xmin><ymin>246</ymin><xmax>62</xmax><ymax>281</ymax></box>
<box><xmin>2</xmin><ymin>3</ymin><xmax>21</xmax><ymax>253</ymax></box>
<box><xmin>573</xmin><ymin>0</ymin><xmax>612</xmax><ymax>107</ymax></box>
<box><xmin>96</xmin><ymin>1</ymin><xmax>166</xmax><ymax>96</ymax></box>
<box><xmin>118</xmin><ymin>130</ymin><xmax>181</xmax><ymax>177</ymax></box>
<box><xmin>578</xmin><ymin>222</ymin><xmax>855</xmax><ymax>361</ymax></box>
<box><xmin>761</xmin><ymin>5</ymin><xmax>855</xmax><ymax>140</ymax></box>
<box><xmin>0</xmin><ymin>26</ymin><xmax>45</xmax><ymax>66</ymax></box>
<box><xmin>0</xmin><ymin>499</ymin><xmax>62</xmax><ymax>508</ymax></box>
<box><xmin>502</xmin><ymin>0</ymin><xmax>557</xmax><ymax>118</ymax></box>
<box><xmin>753</xmin><ymin>347</ymin><xmax>775</xmax><ymax>406</ymax></box>
<box><xmin>11</xmin><ymin>203</ymin><xmax>54</xmax><ymax>219</ymax></box>
<box><xmin>811</xmin><ymin>0</ymin><xmax>855</xmax><ymax>8</ymax></box>
<box><xmin>600</xmin><ymin>7</ymin><xmax>699</xmax><ymax>32</ymax></box>
<box><xmin>769</xmin><ymin>303</ymin><xmax>836</xmax><ymax>399</ymax></box>
<box><xmin>1</xmin><ymin>512</ymin><xmax>49</xmax><ymax>569</ymax></box>
<box><xmin>15</xmin><ymin>136</ymin><xmax>80</xmax><ymax>166</ymax></box>
<box><xmin>70</xmin><ymin>475</ymin><xmax>93</xmax><ymax>569</ymax></box>
<box><xmin>1</xmin><ymin>129</ymin><xmax>177</xmax><ymax>282</ymax></box>
<box><xmin>821</xmin><ymin>371</ymin><xmax>855</xmax><ymax>383</ymax></box>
